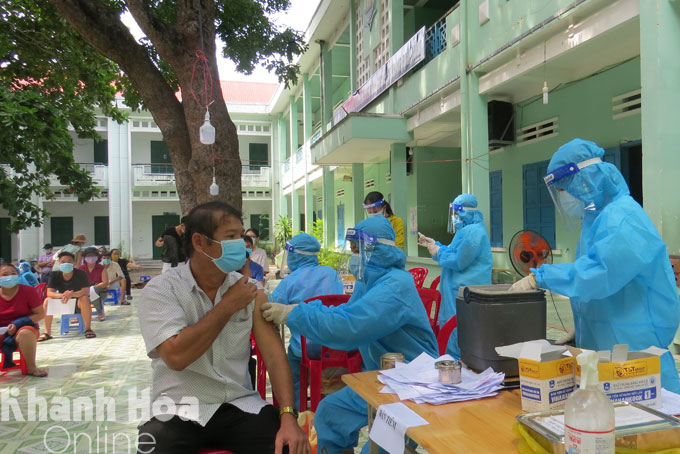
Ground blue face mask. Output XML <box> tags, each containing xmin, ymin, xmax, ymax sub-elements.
<box><xmin>101</xmin><ymin>259</ymin><xmax>111</xmax><ymax>265</ymax></box>
<box><xmin>59</xmin><ymin>263</ymin><xmax>74</xmax><ymax>273</ymax></box>
<box><xmin>348</xmin><ymin>254</ymin><xmax>361</xmax><ymax>278</ymax></box>
<box><xmin>202</xmin><ymin>237</ymin><xmax>247</xmax><ymax>273</ymax></box>
<box><xmin>454</xmin><ymin>215</ymin><xmax>465</xmax><ymax>231</ymax></box>
<box><xmin>0</xmin><ymin>275</ymin><xmax>20</xmax><ymax>288</ymax></box>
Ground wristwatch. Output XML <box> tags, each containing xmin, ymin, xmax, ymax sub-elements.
<box><xmin>279</xmin><ymin>406</ymin><xmax>299</xmax><ymax>418</ymax></box>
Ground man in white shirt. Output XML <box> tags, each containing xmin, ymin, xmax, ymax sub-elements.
<box><xmin>137</xmin><ymin>201</ymin><xmax>308</xmax><ymax>454</ymax></box>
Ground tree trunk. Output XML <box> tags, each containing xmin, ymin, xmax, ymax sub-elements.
<box><xmin>48</xmin><ymin>0</ymin><xmax>242</xmax><ymax>214</ymax></box>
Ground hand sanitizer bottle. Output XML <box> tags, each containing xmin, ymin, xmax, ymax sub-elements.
<box><xmin>564</xmin><ymin>350</ymin><xmax>615</xmax><ymax>454</ymax></box>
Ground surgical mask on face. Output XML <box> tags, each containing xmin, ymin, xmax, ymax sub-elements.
<box><xmin>111</xmin><ymin>254</ymin><xmax>120</xmax><ymax>261</ymax></box>
<box><xmin>559</xmin><ymin>191</ymin><xmax>585</xmax><ymax>219</ymax></box>
<box><xmin>0</xmin><ymin>275</ymin><xmax>19</xmax><ymax>288</ymax></box>
<box><xmin>84</xmin><ymin>256</ymin><xmax>98</xmax><ymax>264</ymax></box>
<box><xmin>348</xmin><ymin>253</ymin><xmax>361</xmax><ymax>277</ymax></box>
<box><xmin>454</xmin><ymin>215</ymin><xmax>464</xmax><ymax>231</ymax></box>
<box><xmin>59</xmin><ymin>263</ymin><xmax>74</xmax><ymax>273</ymax></box>
<box><xmin>101</xmin><ymin>259</ymin><xmax>111</xmax><ymax>265</ymax></box>
<box><xmin>366</xmin><ymin>211</ymin><xmax>382</xmax><ymax>218</ymax></box>
<box><xmin>202</xmin><ymin>237</ymin><xmax>247</xmax><ymax>273</ymax></box>
<box><xmin>46</xmin><ymin>249</ymin><xmax>53</xmax><ymax>255</ymax></box>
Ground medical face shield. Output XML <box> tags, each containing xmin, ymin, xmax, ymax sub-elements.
<box><xmin>543</xmin><ymin>157</ymin><xmax>601</xmax><ymax>229</ymax></box>
<box><xmin>363</xmin><ymin>199</ymin><xmax>385</xmax><ymax>217</ymax></box>
<box><xmin>281</xmin><ymin>241</ymin><xmax>318</xmax><ymax>276</ymax></box>
<box><xmin>340</xmin><ymin>228</ymin><xmax>395</xmax><ymax>281</ymax></box>
<box><xmin>447</xmin><ymin>203</ymin><xmax>477</xmax><ymax>234</ymax></box>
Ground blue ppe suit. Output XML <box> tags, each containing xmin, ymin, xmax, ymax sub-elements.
<box><xmin>272</xmin><ymin>233</ymin><xmax>344</xmax><ymax>408</ymax></box>
<box><xmin>287</xmin><ymin>217</ymin><xmax>439</xmax><ymax>454</ymax></box>
<box><xmin>19</xmin><ymin>263</ymin><xmax>39</xmax><ymax>287</ymax></box>
<box><xmin>533</xmin><ymin>139</ymin><xmax>680</xmax><ymax>392</ymax></box>
<box><xmin>433</xmin><ymin>193</ymin><xmax>492</xmax><ymax>358</ymax></box>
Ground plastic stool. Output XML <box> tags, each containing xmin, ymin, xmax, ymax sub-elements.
<box><xmin>103</xmin><ymin>288</ymin><xmax>120</xmax><ymax>305</ymax></box>
<box><xmin>140</xmin><ymin>275</ymin><xmax>151</xmax><ymax>282</ymax></box>
<box><xmin>60</xmin><ymin>314</ymin><xmax>85</xmax><ymax>336</ymax></box>
<box><xmin>0</xmin><ymin>349</ymin><xmax>28</xmax><ymax>375</ymax></box>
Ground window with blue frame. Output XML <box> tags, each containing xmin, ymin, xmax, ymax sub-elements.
<box><xmin>522</xmin><ymin>160</ymin><xmax>555</xmax><ymax>249</ymax></box>
<box><xmin>489</xmin><ymin>171</ymin><xmax>503</xmax><ymax>247</ymax></box>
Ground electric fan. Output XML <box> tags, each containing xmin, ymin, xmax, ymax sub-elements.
<box><xmin>508</xmin><ymin>230</ymin><xmax>553</xmax><ymax>277</ymax></box>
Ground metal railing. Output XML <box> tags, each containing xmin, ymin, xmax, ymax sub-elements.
<box><xmin>295</xmin><ymin>147</ymin><xmax>304</xmax><ymax>163</ymax></box>
<box><xmin>49</xmin><ymin>163</ymin><xmax>108</xmax><ymax>187</ymax></box>
<box><xmin>131</xmin><ymin>164</ymin><xmax>271</xmax><ymax>188</ymax></box>
<box><xmin>284</xmin><ymin>157</ymin><xmax>291</xmax><ymax>171</ymax></box>
<box><xmin>425</xmin><ymin>16</ymin><xmax>448</xmax><ymax>63</ymax></box>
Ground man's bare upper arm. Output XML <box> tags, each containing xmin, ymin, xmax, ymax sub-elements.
<box><xmin>252</xmin><ymin>291</ymin><xmax>284</xmax><ymax>351</ymax></box>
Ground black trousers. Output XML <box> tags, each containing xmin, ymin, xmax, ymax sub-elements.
<box><xmin>137</xmin><ymin>404</ymin><xmax>285</xmax><ymax>454</ymax></box>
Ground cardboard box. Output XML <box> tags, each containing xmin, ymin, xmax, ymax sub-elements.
<box><xmin>496</xmin><ymin>340</ymin><xmax>575</xmax><ymax>412</ymax></box>
<box><xmin>570</xmin><ymin>345</ymin><xmax>664</xmax><ymax>408</ymax></box>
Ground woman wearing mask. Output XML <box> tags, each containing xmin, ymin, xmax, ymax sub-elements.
<box><xmin>363</xmin><ymin>191</ymin><xmax>405</xmax><ymax>250</ymax></box>
<box><xmin>78</xmin><ymin>247</ymin><xmax>108</xmax><ymax>321</ymax></box>
<box><xmin>101</xmin><ymin>251</ymin><xmax>129</xmax><ymax>305</ymax></box>
<box><xmin>0</xmin><ymin>264</ymin><xmax>47</xmax><ymax>376</ymax></box>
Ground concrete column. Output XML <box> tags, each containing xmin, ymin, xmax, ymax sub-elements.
<box><xmin>271</xmin><ymin>118</ymin><xmax>281</xmax><ymax>225</ymax></box>
<box><xmin>289</xmin><ymin>97</ymin><xmax>300</xmax><ymax>232</ymax></box>
<box><xmin>390</xmin><ymin>143</ymin><xmax>408</xmax><ymax>245</ymax></box>
<box><xmin>352</xmin><ymin>163</ymin><xmax>365</xmax><ymax>226</ymax></box>
<box><xmin>390</xmin><ymin>0</ymin><xmax>404</xmax><ymax>53</ymax></box>
<box><xmin>320</xmin><ymin>42</ymin><xmax>333</xmax><ymax>133</ymax></box>
<box><xmin>107</xmin><ymin>118</ymin><xmax>122</xmax><ymax>248</ymax></box>
<box><xmin>303</xmin><ymin>74</ymin><xmax>313</xmax><ymax>141</ymax></box>
<box><xmin>640</xmin><ymin>1</ymin><xmax>680</xmax><ymax>254</ymax></box>
<box><xmin>18</xmin><ymin>197</ymin><xmax>40</xmax><ymax>260</ymax></box>
<box><xmin>349</xmin><ymin>0</ymin><xmax>358</xmax><ymax>93</ymax></box>
<box><xmin>119</xmin><ymin>119</ymin><xmax>131</xmax><ymax>252</ymax></box>
<box><xmin>323</xmin><ymin>167</ymin><xmax>335</xmax><ymax>247</ymax></box>
<box><xmin>305</xmin><ymin>181</ymin><xmax>315</xmax><ymax>233</ymax></box>
<box><xmin>278</xmin><ymin>114</ymin><xmax>288</xmax><ymax>163</ymax></box>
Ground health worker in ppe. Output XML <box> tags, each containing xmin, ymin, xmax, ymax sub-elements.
<box><xmin>18</xmin><ymin>262</ymin><xmax>39</xmax><ymax>287</ymax></box>
<box><xmin>363</xmin><ymin>191</ymin><xmax>405</xmax><ymax>250</ymax></box>
<box><xmin>511</xmin><ymin>138</ymin><xmax>680</xmax><ymax>392</ymax></box>
<box><xmin>270</xmin><ymin>232</ymin><xmax>344</xmax><ymax>408</ymax></box>
<box><xmin>262</xmin><ymin>216</ymin><xmax>438</xmax><ymax>454</ymax></box>
<box><xmin>417</xmin><ymin>193</ymin><xmax>492</xmax><ymax>358</ymax></box>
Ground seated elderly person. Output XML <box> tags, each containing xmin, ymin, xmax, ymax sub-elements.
<box><xmin>101</xmin><ymin>251</ymin><xmax>129</xmax><ymax>305</ymax></box>
<box><xmin>137</xmin><ymin>201</ymin><xmax>309</xmax><ymax>454</ymax></box>
<box><xmin>78</xmin><ymin>247</ymin><xmax>108</xmax><ymax>321</ymax></box>
<box><xmin>0</xmin><ymin>264</ymin><xmax>46</xmax><ymax>376</ymax></box>
<box><xmin>39</xmin><ymin>251</ymin><xmax>96</xmax><ymax>340</ymax></box>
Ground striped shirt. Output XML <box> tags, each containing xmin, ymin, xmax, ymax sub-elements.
<box><xmin>138</xmin><ymin>262</ymin><xmax>266</xmax><ymax>426</ymax></box>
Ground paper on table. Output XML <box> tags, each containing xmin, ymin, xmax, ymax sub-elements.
<box><xmin>369</xmin><ymin>402</ymin><xmax>429</xmax><ymax>454</ymax></box>
<box><xmin>45</xmin><ymin>298</ymin><xmax>77</xmax><ymax>316</ymax></box>
<box><xmin>660</xmin><ymin>389</ymin><xmax>680</xmax><ymax>416</ymax></box>
<box><xmin>495</xmin><ymin>339</ymin><xmax>566</xmax><ymax>360</ymax></box>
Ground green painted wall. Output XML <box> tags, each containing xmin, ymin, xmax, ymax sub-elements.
<box><xmin>489</xmin><ymin>57</ymin><xmax>642</xmax><ymax>270</ymax></box>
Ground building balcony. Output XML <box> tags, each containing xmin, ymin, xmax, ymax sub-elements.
<box><xmin>49</xmin><ymin>163</ymin><xmax>108</xmax><ymax>188</ymax></box>
<box><xmin>131</xmin><ymin>164</ymin><xmax>176</xmax><ymax>188</ymax></box>
<box><xmin>242</xmin><ymin>167</ymin><xmax>271</xmax><ymax>189</ymax></box>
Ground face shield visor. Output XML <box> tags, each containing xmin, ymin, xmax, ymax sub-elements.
<box><xmin>340</xmin><ymin>228</ymin><xmax>395</xmax><ymax>281</ymax></box>
<box><xmin>363</xmin><ymin>199</ymin><xmax>385</xmax><ymax>218</ymax></box>
<box><xmin>447</xmin><ymin>203</ymin><xmax>476</xmax><ymax>234</ymax></box>
<box><xmin>281</xmin><ymin>241</ymin><xmax>318</xmax><ymax>277</ymax></box>
<box><xmin>544</xmin><ymin>157</ymin><xmax>601</xmax><ymax>229</ymax></box>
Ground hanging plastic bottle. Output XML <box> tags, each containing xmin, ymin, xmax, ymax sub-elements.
<box><xmin>564</xmin><ymin>350</ymin><xmax>615</xmax><ymax>454</ymax></box>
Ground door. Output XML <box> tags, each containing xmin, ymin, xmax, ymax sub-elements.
<box><xmin>152</xmin><ymin>214</ymin><xmax>180</xmax><ymax>259</ymax></box>
<box><xmin>150</xmin><ymin>141</ymin><xmax>172</xmax><ymax>174</ymax></box>
<box><xmin>249</xmin><ymin>143</ymin><xmax>269</xmax><ymax>171</ymax></box>
<box><xmin>94</xmin><ymin>140</ymin><xmax>108</xmax><ymax>165</ymax></box>
<box><xmin>336</xmin><ymin>204</ymin><xmax>345</xmax><ymax>247</ymax></box>
<box><xmin>523</xmin><ymin>161</ymin><xmax>555</xmax><ymax>249</ymax></box>
<box><xmin>250</xmin><ymin>214</ymin><xmax>270</xmax><ymax>241</ymax></box>
<box><xmin>489</xmin><ymin>170</ymin><xmax>503</xmax><ymax>247</ymax></box>
<box><xmin>51</xmin><ymin>217</ymin><xmax>74</xmax><ymax>247</ymax></box>
<box><xmin>0</xmin><ymin>218</ymin><xmax>11</xmax><ymax>262</ymax></box>
<box><xmin>94</xmin><ymin>216</ymin><xmax>110</xmax><ymax>246</ymax></box>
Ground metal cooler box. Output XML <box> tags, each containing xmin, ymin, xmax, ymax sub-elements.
<box><xmin>456</xmin><ymin>284</ymin><xmax>546</xmax><ymax>376</ymax></box>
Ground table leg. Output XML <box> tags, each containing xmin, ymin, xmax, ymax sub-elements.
<box><xmin>367</xmin><ymin>406</ymin><xmax>379</xmax><ymax>454</ymax></box>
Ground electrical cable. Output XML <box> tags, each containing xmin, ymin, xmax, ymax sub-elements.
<box><xmin>548</xmin><ymin>290</ymin><xmax>567</xmax><ymax>332</ymax></box>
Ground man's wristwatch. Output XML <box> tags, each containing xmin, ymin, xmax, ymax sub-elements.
<box><xmin>279</xmin><ymin>406</ymin><xmax>299</xmax><ymax>418</ymax></box>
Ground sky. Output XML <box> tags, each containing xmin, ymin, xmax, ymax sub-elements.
<box><xmin>121</xmin><ymin>0</ymin><xmax>320</xmax><ymax>84</ymax></box>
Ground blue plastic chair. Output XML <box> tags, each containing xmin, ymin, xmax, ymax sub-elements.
<box><xmin>103</xmin><ymin>288</ymin><xmax>120</xmax><ymax>305</ymax></box>
<box><xmin>60</xmin><ymin>314</ymin><xmax>84</xmax><ymax>336</ymax></box>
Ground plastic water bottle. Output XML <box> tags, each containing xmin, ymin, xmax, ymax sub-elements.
<box><xmin>564</xmin><ymin>351</ymin><xmax>615</xmax><ymax>454</ymax></box>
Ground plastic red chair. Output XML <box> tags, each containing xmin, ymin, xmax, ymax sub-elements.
<box><xmin>429</xmin><ymin>275</ymin><xmax>441</xmax><ymax>291</ymax></box>
<box><xmin>417</xmin><ymin>288</ymin><xmax>441</xmax><ymax>335</ymax></box>
<box><xmin>0</xmin><ymin>349</ymin><xmax>28</xmax><ymax>375</ymax></box>
<box><xmin>252</xmin><ymin>334</ymin><xmax>279</xmax><ymax>407</ymax></box>
<box><xmin>437</xmin><ymin>316</ymin><xmax>458</xmax><ymax>355</ymax></box>
<box><xmin>34</xmin><ymin>282</ymin><xmax>47</xmax><ymax>301</ymax></box>
<box><xmin>408</xmin><ymin>267</ymin><xmax>428</xmax><ymax>288</ymax></box>
<box><xmin>299</xmin><ymin>294</ymin><xmax>362</xmax><ymax>412</ymax></box>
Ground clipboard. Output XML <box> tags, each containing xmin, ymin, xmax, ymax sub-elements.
<box><xmin>45</xmin><ymin>298</ymin><xmax>77</xmax><ymax>316</ymax></box>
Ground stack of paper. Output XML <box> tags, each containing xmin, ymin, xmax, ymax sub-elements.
<box><xmin>378</xmin><ymin>353</ymin><xmax>505</xmax><ymax>405</ymax></box>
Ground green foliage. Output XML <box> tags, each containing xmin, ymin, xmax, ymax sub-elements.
<box><xmin>311</xmin><ymin>218</ymin><xmax>324</xmax><ymax>246</ymax></box>
<box><xmin>273</xmin><ymin>215</ymin><xmax>292</xmax><ymax>250</ymax></box>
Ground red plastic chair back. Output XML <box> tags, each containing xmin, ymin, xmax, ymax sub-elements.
<box><xmin>251</xmin><ymin>333</ymin><xmax>278</xmax><ymax>407</ymax></box>
<box><xmin>408</xmin><ymin>267</ymin><xmax>428</xmax><ymax>288</ymax></box>
<box><xmin>417</xmin><ymin>288</ymin><xmax>441</xmax><ymax>335</ymax></box>
<box><xmin>429</xmin><ymin>275</ymin><xmax>441</xmax><ymax>291</ymax></box>
<box><xmin>34</xmin><ymin>282</ymin><xmax>47</xmax><ymax>301</ymax></box>
<box><xmin>437</xmin><ymin>316</ymin><xmax>458</xmax><ymax>356</ymax></box>
<box><xmin>299</xmin><ymin>294</ymin><xmax>362</xmax><ymax>412</ymax></box>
